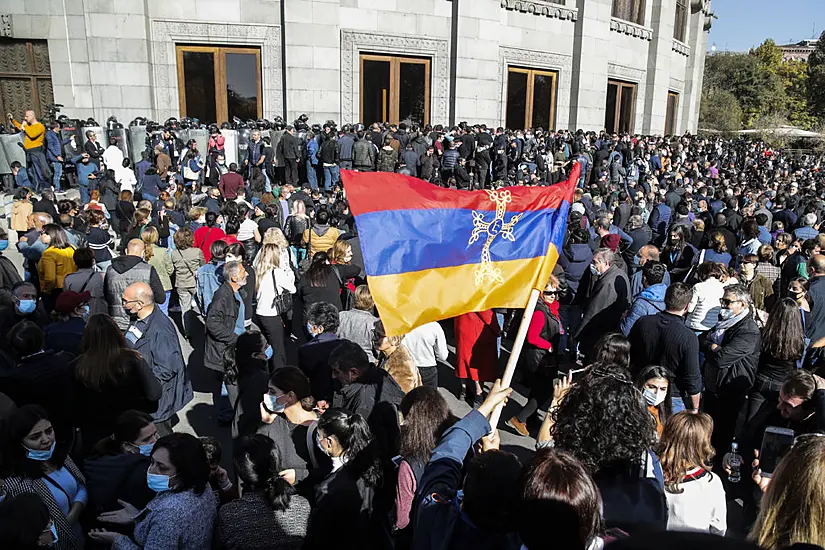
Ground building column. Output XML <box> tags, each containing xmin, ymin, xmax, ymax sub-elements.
<box><xmin>569</xmin><ymin>0</ymin><xmax>612</xmax><ymax>130</ymax></box>
<box><xmin>642</xmin><ymin>0</ymin><xmax>674</xmax><ymax>134</ymax></box>
<box><xmin>681</xmin><ymin>2</ymin><xmax>710</xmax><ymax>132</ymax></box>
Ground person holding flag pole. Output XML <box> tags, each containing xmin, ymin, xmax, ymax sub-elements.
<box><xmin>340</xmin><ymin>160</ymin><xmax>581</xmax><ymax>431</ymax></box>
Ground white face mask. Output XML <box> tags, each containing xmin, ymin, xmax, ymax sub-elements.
<box><xmin>643</xmin><ymin>387</ymin><xmax>666</xmax><ymax>407</ymax></box>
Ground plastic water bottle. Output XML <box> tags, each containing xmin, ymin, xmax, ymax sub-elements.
<box><xmin>728</xmin><ymin>442</ymin><xmax>742</xmax><ymax>483</ymax></box>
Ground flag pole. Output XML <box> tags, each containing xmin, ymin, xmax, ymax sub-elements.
<box><xmin>488</xmin><ymin>287</ymin><xmax>541</xmax><ymax>431</ymax></box>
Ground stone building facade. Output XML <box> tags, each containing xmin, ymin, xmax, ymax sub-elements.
<box><xmin>0</xmin><ymin>0</ymin><xmax>711</xmax><ymax>134</ymax></box>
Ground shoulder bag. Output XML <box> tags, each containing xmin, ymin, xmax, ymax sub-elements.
<box><xmin>270</xmin><ymin>269</ymin><xmax>293</xmax><ymax>316</ymax></box>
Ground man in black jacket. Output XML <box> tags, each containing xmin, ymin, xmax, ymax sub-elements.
<box><xmin>629</xmin><ymin>282</ymin><xmax>701</xmax><ymax>412</ymax></box>
<box><xmin>331</xmin><ymin>341</ymin><xmax>404</xmax><ymax>418</ymax></box>
<box><xmin>299</xmin><ymin>301</ymin><xmax>345</xmax><ymax>405</ymax></box>
<box><xmin>278</xmin><ymin>125</ymin><xmax>300</xmax><ymax>186</ymax></box>
<box><xmin>575</xmin><ymin>248</ymin><xmax>630</xmax><ymax>360</ymax></box>
<box><xmin>204</xmin><ymin>261</ymin><xmax>246</xmax><ymax>423</ymax></box>
<box><xmin>700</xmin><ymin>283</ymin><xmax>760</xmax><ymax>453</ymax></box>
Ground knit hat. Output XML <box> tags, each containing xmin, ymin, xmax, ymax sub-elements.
<box><xmin>55</xmin><ymin>290</ymin><xmax>91</xmax><ymax>314</ymax></box>
<box><xmin>601</xmin><ymin>234</ymin><xmax>621</xmax><ymax>252</ymax></box>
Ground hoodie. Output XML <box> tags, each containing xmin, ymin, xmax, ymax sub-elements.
<box><xmin>107</xmin><ymin>255</ymin><xmax>166</xmax><ymax>308</ymax></box>
<box><xmin>620</xmin><ymin>283</ymin><xmax>668</xmax><ymax>336</ymax></box>
<box><xmin>303</xmin><ymin>223</ymin><xmax>340</xmax><ymax>258</ymax></box>
<box><xmin>83</xmin><ymin>453</ymin><xmax>155</xmax><ymax>516</ymax></box>
<box><xmin>558</xmin><ymin>243</ymin><xmax>594</xmax><ymax>302</ymax></box>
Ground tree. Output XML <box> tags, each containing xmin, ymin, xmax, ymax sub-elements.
<box><xmin>750</xmin><ymin>38</ymin><xmax>783</xmax><ymax>72</ymax></box>
<box><xmin>777</xmin><ymin>59</ymin><xmax>818</xmax><ymax>129</ymax></box>
<box><xmin>699</xmin><ymin>87</ymin><xmax>743</xmax><ymax>134</ymax></box>
<box><xmin>808</xmin><ymin>30</ymin><xmax>825</xmax><ymax>120</ymax></box>
<box><xmin>704</xmin><ymin>53</ymin><xmax>787</xmax><ymax>126</ymax></box>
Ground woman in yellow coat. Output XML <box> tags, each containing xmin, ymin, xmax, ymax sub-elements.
<box><xmin>38</xmin><ymin>224</ymin><xmax>76</xmax><ymax>310</ymax></box>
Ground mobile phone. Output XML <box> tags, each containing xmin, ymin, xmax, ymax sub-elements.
<box><xmin>569</xmin><ymin>367</ymin><xmax>589</xmax><ymax>382</ymax></box>
<box><xmin>759</xmin><ymin>426</ymin><xmax>795</xmax><ymax>478</ymax></box>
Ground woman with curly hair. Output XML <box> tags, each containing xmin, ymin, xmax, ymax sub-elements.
<box><xmin>591</xmin><ymin>332</ymin><xmax>631</xmax><ymax>371</ymax></box>
<box><xmin>656</xmin><ymin>411</ymin><xmax>726</xmax><ymax>534</ymax></box>
<box><xmin>550</xmin><ymin>364</ymin><xmax>665</xmax><ymax>533</ymax></box>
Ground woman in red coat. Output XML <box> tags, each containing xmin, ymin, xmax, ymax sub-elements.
<box><xmin>454</xmin><ymin>310</ymin><xmax>500</xmax><ymax>406</ymax></box>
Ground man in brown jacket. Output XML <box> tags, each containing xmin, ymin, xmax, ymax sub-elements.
<box><xmin>155</xmin><ymin>145</ymin><xmax>172</xmax><ymax>177</ymax></box>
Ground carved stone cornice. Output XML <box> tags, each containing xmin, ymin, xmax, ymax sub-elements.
<box><xmin>609</xmin><ymin>18</ymin><xmax>653</xmax><ymax>41</ymax></box>
<box><xmin>0</xmin><ymin>15</ymin><xmax>11</xmax><ymax>37</ymax></box>
<box><xmin>607</xmin><ymin>62</ymin><xmax>645</xmax><ymax>83</ymax></box>
<box><xmin>500</xmin><ymin>0</ymin><xmax>578</xmax><ymax>21</ymax></box>
<box><xmin>672</xmin><ymin>39</ymin><xmax>690</xmax><ymax>57</ymax></box>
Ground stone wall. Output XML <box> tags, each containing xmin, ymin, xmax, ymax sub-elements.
<box><xmin>0</xmin><ymin>0</ymin><xmax>709</xmax><ymax>133</ymax></box>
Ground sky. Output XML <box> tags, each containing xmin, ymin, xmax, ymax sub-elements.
<box><xmin>708</xmin><ymin>0</ymin><xmax>825</xmax><ymax>52</ymax></box>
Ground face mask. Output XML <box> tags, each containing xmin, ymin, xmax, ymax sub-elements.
<box><xmin>589</xmin><ymin>264</ymin><xmax>600</xmax><ymax>276</ymax></box>
<box><xmin>307</xmin><ymin>323</ymin><xmax>314</xmax><ymax>336</ymax></box>
<box><xmin>263</xmin><ymin>393</ymin><xmax>285</xmax><ymax>414</ymax></box>
<box><xmin>129</xmin><ymin>442</ymin><xmax>154</xmax><ymax>456</ymax></box>
<box><xmin>638</xmin><ymin>201</ymin><xmax>646</xmax><ymax>209</ymax></box>
<box><xmin>146</xmin><ymin>471</ymin><xmax>174</xmax><ymax>493</ymax></box>
<box><xmin>49</xmin><ymin>522</ymin><xmax>58</xmax><ymax>546</ymax></box>
<box><xmin>643</xmin><ymin>388</ymin><xmax>666</xmax><ymax>407</ymax></box>
<box><xmin>0</xmin><ymin>240</ymin><xmax>8</xmax><ymax>251</ymax></box>
<box><xmin>316</xmin><ymin>432</ymin><xmax>332</xmax><ymax>456</ymax></box>
<box><xmin>17</xmin><ymin>299</ymin><xmax>36</xmax><ymax>314</ymax></box>
<box><xmin>264</xmin><ymin>345</ymin><xmax>273</xmax><ymax>360</ymax></box>
<box><xmin>24</xmin><ymin>440</ymin><xmax>55</xmax><ymax>461</ymax></box>
<box><xmin>718</xmin><ymin>308</ymin><xmax>733</xmax><ymax>320</ymax></box>
<box><xmin>81</xmin><ymin>304</ymin><xmax>90</xmax><ymax>318</ymax></box>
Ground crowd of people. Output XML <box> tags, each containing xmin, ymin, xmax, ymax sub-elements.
<box><xmin>0</xmin><ymin>108</ymin><xmax>825</xmax><ymax>549</ymax></box>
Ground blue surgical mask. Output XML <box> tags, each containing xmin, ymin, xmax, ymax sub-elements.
<box><xmin>129</xmin><ymin>442</ymin><xmax>154</xmax><ymax>456</ymax></box>
<box><xmin>264</xmin><ymin>345</ymin><xmax>273</xmax><ymax>360</ymax></box>
<box><xmin>146</xmin><ymin>471</ymin><xmax>174</xmax><ymax>493</ymax></box>
<box><xmin>306</xmin><ymin>323</ymin><xmax>314</xmax><ymax>336</ymax></box>
<box><xmin>49</xmin><ymin>521</ymin><xmax>58</xmax><ymax>545</ymax></box>
<box><xmin>82</xmin><ymin>304</ymin><xmax>90</xmax><ymax>318</ymax></box>
<box><xmin>263</xmin><ymin>393</ymin><xmax>286</xmax><ymax>414</ymax></box>
<box><xmin>17</xmin><ymin>299</ymin><xmax>36</xmax><ymax>314</ymax></box>
<box><xmin>24</xmin><ymin>441</ymin><xmax>55</xmax><ymax>461</ymax></box>
<box><xmin>589</xmin><ymin>264</ymin><xmax>600</xmax><ymax>276</ymax></box>
<box><xmin>0</xmin><ymin>240</ymin><xmax>8</xmax><ymax>251</ymax></box>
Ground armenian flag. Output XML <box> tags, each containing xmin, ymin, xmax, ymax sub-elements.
<box><xmin>341</xmin><ymin>162</ymin><xmax>581</xmax><ymax>336</ymax></box>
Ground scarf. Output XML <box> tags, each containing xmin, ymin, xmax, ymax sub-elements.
<box><xmin>709</xmin><ymin>307</ymin><xmax>750</xmax><ymax>345</ymax></box>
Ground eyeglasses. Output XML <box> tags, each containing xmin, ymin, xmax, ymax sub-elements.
<box><xmin>543</xmin><ymin>290</ymin><xmax>559</xmax><ymax>296</ymax></box>
<box><xmin>121</xmin><ymin>298</ymin><xmax>143</xmax><ymax>306</ymax></box>
<box><xmin>719</xmin><ymin>298</ymin><xmax>741</xmax><ymax>306</ymax></box>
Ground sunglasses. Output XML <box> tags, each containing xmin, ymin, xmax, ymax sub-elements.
<box><xmin>719</xmin><ymin>298</ymin><xmax>741</xmax><ymax>306</ymax></box>
<box><xmin>543</xmin><ymin>290</ymin><xmax>559</xmax><ymax>296</ymax></box>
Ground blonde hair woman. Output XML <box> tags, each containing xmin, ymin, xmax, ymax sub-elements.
<box><xmin>258</xmin><ymin>227</ymin><xmax>292</xmax><ymax>270</ymax></box>
<box><xmin>374</xmin><ymin>320</ymin><xmax>422</xmax><ymax>394</ymax></box>
<box><xmin>141</xmin><ymin>226</ymin><xmax>174</xmax><ymax>313</ymax></box>
<box><xmin>656</xmin><ymin>411</ymin><xmax>726</xmax><ymax>535</ymax></box>
<box><xmin>254</xmin><ymin>242</ymin><xmax>296</xmax><ymax>371</ymax></box>
<box><xmin>329</xmin><ymin>240</ymin><xmax>353</xmax><ymax>266</ymax></box>
<box><xmin>750</xmin><ymin>435</ymin><xmax>825</xmax><ymax>548</ymax></box>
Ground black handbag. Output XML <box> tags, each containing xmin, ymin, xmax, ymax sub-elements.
<box><xmin>270</xmin><ymin>269</ymin><xmax>293</xmax><ymax>315</ymax></box>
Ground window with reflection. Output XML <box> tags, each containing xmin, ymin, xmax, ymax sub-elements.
<box><xmin>360</xmin><ymin>54</ymin><xmax>430</xmax><ymax>125</ymax></box>
<box><xmin>176</xmin><ymin>45</ymin><xmax>261</xmax><ymax>123</ymax></box>
<box><xmin>605</xmin><ymin>80</ymin><xmax>637</xmax><ymax>134</ymax></box>
<box><xmin>612</xmin><ymin>0</ymin><xmax>646</xmax><ymax>26</ymax></box>
<box><xmin>505</xmin><ymin>67</ymin><xmax>557</xmax><ymax>130</ymax></box>
<box><xmin>674</xmin><ymin>0</ymin><xmax>688</xmax><ymax>41</ymax></box>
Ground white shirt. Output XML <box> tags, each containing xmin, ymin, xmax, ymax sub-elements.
<box><xmin>686</xmin><ymin>277</ymin><xmax>725</xmax><ymax>331</ymax></box>
<box><xmin>403</xmin><ymin>322</ymin><xmax>448</xmax><ymax>368</ymax></box>
<box><xmin>237</xmin><ymin>218</ymin><xmax>258</xmax><ymax>241</ymax></box>
<box><xmin>665</xmin><ymin>470</ymin><xmax>727</xmax><ymax>535</ymax></box>
<box><xmin>102</xmin><ymin>145</ymin><xmax>124</xmax><ymax>171</ymax></box>
<box><xmin>116</xmin><ymin>167</ymin><xmax>136</xmax><ymax>193</ymax></box>
<box><xmin>255</xmin><ymin>266</ymin><xmax>296</xmax><ymax>316</ymax></box>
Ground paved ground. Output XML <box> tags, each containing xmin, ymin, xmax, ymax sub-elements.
<box><xmin>0</xmin><ymin>192</ymin><xmax>540</xmax><ymax>469</ymax></box>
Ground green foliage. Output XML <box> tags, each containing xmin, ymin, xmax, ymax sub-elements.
<box><xmin>699</xmin><ymin>87</ymin><xmax>742</xmax><ymax>134</ymax></box>
<box><xmin>702</xmin><ymin>35</ymin><xmax>825</xmax><ymax>131</ymax></box>
<box><xmin>704</xmin><ymin>52</ymin><xmax>786</xmax><ymax>126</ymax></box>
<box><xmin>809</xmin><ymin>30</ymin><xmax>825</xmax><ymax>120</ymax></box>
<box><xmin>750</xmin><ymin>38</ymin><xmax>783</xmax><ymax>71</ymax></box>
